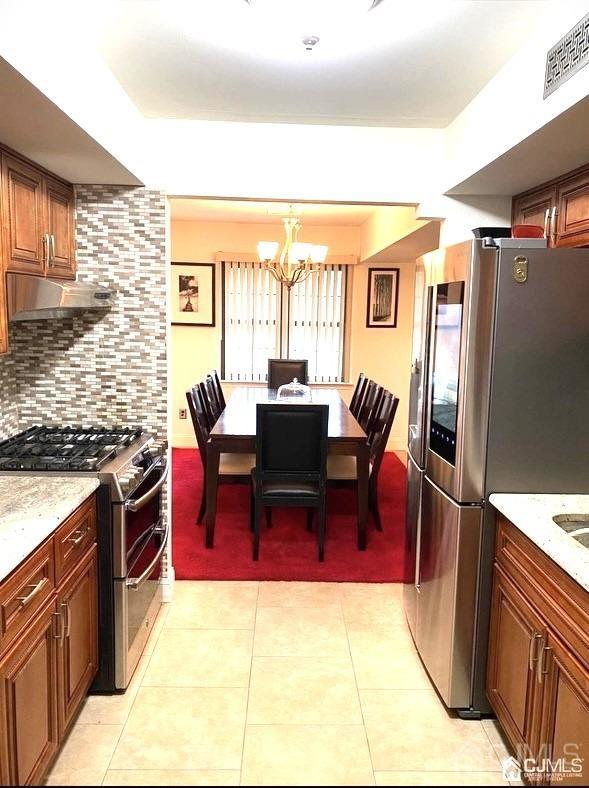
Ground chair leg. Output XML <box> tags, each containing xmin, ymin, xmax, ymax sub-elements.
<box><xmin>370</xmin><ymin>479</ymin><xmax>383</xmax><ymax>531</ymax></box>
<box><xmin>196</xmin><ymin>488</ymin><xmax>206</xmax><ymax>525</ymax></box>
<box><xmin>265</xmin><ymin>507</ymin><xmax>273</xmax><ymax>528</ymax></box>
<box><xmin>317</xmin><ymin>502</ymin><xmax>326</xmax><ymax>562</ymax></box>
<box><xmin>253</xmin><ymin>497</ymin><xmax>261</xmax><ymax>561</ymax></box>
<box><xmin>306</xmin><ymin>508</ymin><xmax>314</xmax><ymax>532</ymax></box>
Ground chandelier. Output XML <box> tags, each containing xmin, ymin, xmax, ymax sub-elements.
<box><xmin>257</xmin><ymin>208</ymin><xmax>328</xmax><ymax>289</ymax></box>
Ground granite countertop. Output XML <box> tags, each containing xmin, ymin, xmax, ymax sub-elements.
<box><xmin>489</xmin><ymin>493</ymin><xmax>589</xmax><ymax>593</ymax></box>
<box><xmin>0</xmin><ymin>476</ymin><xmax>100</xmax><ymax>584</ymax></box>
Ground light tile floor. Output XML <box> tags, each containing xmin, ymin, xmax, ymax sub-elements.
<box><xmin>46</xmin><ymin>581</ymin><xmax>516</xmax><ymax>787</ymax></box>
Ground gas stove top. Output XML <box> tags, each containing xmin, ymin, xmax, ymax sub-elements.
<box><xmin>0</xmin><ymin>425</ymin><xmax>144</xmax><ymax>472</ymax></box>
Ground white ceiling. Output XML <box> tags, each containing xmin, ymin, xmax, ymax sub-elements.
<box><xmin>97</xmin><ymin>0</ymin><xmax>555</xmax><ymax>128</ymax></box>
<box><xmin>169</xmin><ymin>198</ymin><xmax>379</xmax><ymax>225</ymax></box>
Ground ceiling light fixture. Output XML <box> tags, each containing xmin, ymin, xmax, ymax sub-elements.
<box><xmin>257</xmin><ymin>206</ymin><xmax>328</xmax><ymax>289</ymax></box>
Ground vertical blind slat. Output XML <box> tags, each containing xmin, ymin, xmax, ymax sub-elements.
<box><xmin>223</xmin><ymin>261</ymin><xmax>347</xmax><ymax>383</ymax></box>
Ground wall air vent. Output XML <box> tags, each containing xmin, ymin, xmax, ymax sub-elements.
<box><xmin>544</xmin><ymin>12</ymin><xmax>589</xmax><ymax>98</ymax></box>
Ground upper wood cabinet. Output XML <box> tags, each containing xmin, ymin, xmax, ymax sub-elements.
<box><xmin>512</xmin><ymin>161</ymin><xmax>589</xmax><ymax>249</ymax></box>
<box><xmin>1</xmin><ymin>150</ymin><xmax>76</xmax><ymax>280</ymax></box>
<box><xmin>512</xmin><ymin>186</ymin><xmax>558</xmax><ymax>247</ymax></box>
<box><xmin>555</xmin><ymin>171</ymin><xmax>589</xmax><ymax>249</ymax></box>
<box><xmin>0</xmin><ymin>145</ymin><xmax>77</xmax><ymax>356</ymax></box>
<box><xmin>45</xmin><ymin>176</ymin><xmax>76</xmax><ymax>279</ymax></box>
<box><xmin>1</xmin><ymin>154</ymin><xmax>46</xmax><ymax>275</ymax></box>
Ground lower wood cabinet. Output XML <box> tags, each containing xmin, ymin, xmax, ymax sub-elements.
<box><xmin>488</xmin><ymin>515</ymin><xmax>589</xmax><ymax>785</ymax></box>
<box><xmin>0</xmin><ymin>600</ymin><xmax>59</xmax><ymax>786</ymax></box>
<box><xmin>57</xmin><ymin>546</ymin><xmax>98</xmax><ymax>736</ymax></box>
<box><xmin>0</xmin><ymin>495</ymin><xmax>98</xmax><ymax>786</ymax></box>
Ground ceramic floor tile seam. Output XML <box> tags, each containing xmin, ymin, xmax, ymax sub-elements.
<box><xmin>239</xmin><ymin>581</ymin><xmax>260</xmax><ymax>782</ymax></box>
<box><xmin>481</xmin><ymin>721</ymin><xmax>510</xmax><ymax>771</ymax></box>
<box><xmin>162</xmin><ymin>624</ymin><xmax>258</xmax><ymax>631</ymax></box>
<box><xmin>341</xmin><ymin>593</ymin><xmax>378</xmax><ymax>781</ymax></box>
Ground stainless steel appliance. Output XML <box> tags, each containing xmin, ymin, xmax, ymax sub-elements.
<box><xmin>7</xmin><ymin>273</ymin><xmax>114</xmax><ymax>321</ymax></box>
<box><xmin>404</xmin><ymin>238</ymin><xmax>589</xmax><ymax>717</ymax></box>
<box><xmin>0</xmin><ymin>426</ymin><xmax>168</xmax><ymax>691</ymax></box>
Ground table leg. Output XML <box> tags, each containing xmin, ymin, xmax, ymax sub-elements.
<box><xmin>356</xmin><ymin>441</ymin><xmax>369</xmax><ymax>550</ymax></box>
<box><xmin>205</xmin><ymin>443</ymin><xmax>220</xmax><ymax>549</ymax></box>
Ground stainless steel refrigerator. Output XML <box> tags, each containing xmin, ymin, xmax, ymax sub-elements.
<box><xmin>403</xmin><ymin>237</ymin><xmax>589</xmax><ymax>717</ymax></box>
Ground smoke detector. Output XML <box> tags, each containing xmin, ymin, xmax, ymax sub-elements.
<box><xmin>302</xmin><ymin>35</ymin><xmax>320</xmax><ymax>51</ymax></box>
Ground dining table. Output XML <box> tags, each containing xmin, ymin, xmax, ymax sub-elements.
<box><xmin>205</xmin><ymin>386</ymin><xmax>370</xmax><ymax>551</ymax></box>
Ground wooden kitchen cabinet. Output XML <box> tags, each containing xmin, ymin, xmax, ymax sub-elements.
<box><xmin>45</xmin><ymin>176</ymin><xmax>76</xmax><ymax>279</ymax></box>
<box><xmin>488</xmin><ymin>515</ymin><xmax>589</xmax><ymax>785</ymax></box>
<box><xmin>487</xmin><ymin>565</ymin><xmax>545</xmax><ymax>762</ymax></box>
<box><xmin>0</xmin><ymin>599</ymin><xmax>60</xmax><ymax>786</ymax></box>
<box><xmin>57</xmin><ymin>545</ymin><xmax>98</xmax><ymax>736</ymax></box>
<box><xmin>0</xmin><ymin>147</ymin><xmax>76</xmax><ymax>279</ymax></box>
<box><xmin>512</xmin><ymin>186</ymin><xmax>558</xmax><ymax>245</ymax></box>
<box><xmin>512</xmin><ymin>161</ymin><xmax>589</xmax><ymax>249</ymax></box>
<box><xmin>539</xmin><ymin>632</ymin><xmax>589</xmax><ymax>785</ymax></box>
<box><xmin>0</xmin><ymin>494</ymin><xmax>98</xmax><ymax>786</ymax></box>
<box><xmin>555</xmin><ymin>171</ymin><xmax>589</xmax><ymax>248</ymax></box>
<box><xmin>1</xmin><ymin>153</ymin><xmax>46</xmax><ymax>275</ymax></box>
<box><xmin>0</xmin><ymin>143</ymin><xmax>77</xmax><ymax>355</ymax></box>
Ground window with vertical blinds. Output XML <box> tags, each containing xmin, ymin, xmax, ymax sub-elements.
<box><xmin>222</xmin><ymin>261</ymin><xmax>347</xmax><ymax>383</ymax></box>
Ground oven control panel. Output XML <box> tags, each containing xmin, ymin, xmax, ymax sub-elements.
<box><xmin>117</xmin><ymin>439</ymin><xmax>167</xmax><ymax>495</ymax></box>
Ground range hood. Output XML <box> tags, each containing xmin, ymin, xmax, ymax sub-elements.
<box><xmin>7</xmin><ymin>273</ymin><xmax>114</xmax><ymax>321</ymax></box>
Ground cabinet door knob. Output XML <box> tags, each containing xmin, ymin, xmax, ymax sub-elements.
<box><xmin>544</xmin><ymin>208</ymin><xmax>551</xmax><ymax>238</ymax></box>
<box><xmin>50</xmin><ymin>233</ymin><xmax>56</xmax><ymax>265</ymax></box>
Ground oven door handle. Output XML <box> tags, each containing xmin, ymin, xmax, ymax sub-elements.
<box><xmin>126</xmin><ymin>455</ymin><xmax>169</xmax><ymax>512</ymax></box>
<box><xmin>126</xmin><ymin>519</ymin><xmax>169</xmax><ymax>591</ymax></box>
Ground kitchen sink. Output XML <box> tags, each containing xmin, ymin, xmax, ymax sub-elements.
<box><xmin>552</xmin><ymin>514</ymin><xmax>589</xmax><ymax>548</ymax></box>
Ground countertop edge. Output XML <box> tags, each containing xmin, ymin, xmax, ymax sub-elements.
<box><xmin>0</xmin><ymin>477</ymin><xmax>100</xmax><ymax>585</ymax></box>
<box><xmin>489</xmin><ymin>492</ymin><xmax>589</xmax><ymax>594</ymax></box>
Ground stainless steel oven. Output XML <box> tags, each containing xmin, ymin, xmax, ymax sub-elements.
<box><xmin>112</xmin><ymin>454</ymin><xmax>169</xmax><ymax>689</ymax></box>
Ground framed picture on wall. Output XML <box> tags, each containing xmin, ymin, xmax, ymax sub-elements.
<box><xmin>171</xmin><ymin>262</ymin><xmax>216</xmax><ymax>326</ymax></box>
<box><xmin>366</xmin><ymin>267</ymin><xmax>399</xmax><ymax>328</ymax></box>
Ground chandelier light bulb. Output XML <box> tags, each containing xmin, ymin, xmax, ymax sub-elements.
<box><xmin>257</xmin><ymin>240</ymin><xmax>279</xmax><ymax>262</ymax></box>
<box><xmin>310</xmin><ymin>245</ymin><xmax>328</xmax><ymax>264</ymax></box>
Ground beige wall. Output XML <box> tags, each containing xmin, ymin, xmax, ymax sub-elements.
<box><xmin>171</xmin><ymin>219</ymin><xmax>415</xmax><ymax>451</ymax></box>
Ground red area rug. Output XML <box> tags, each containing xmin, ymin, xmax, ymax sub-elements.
<box><xmin>172</xmin><ymin>448</ymin><xmax>407</xmax><ymax>582</ymax></box>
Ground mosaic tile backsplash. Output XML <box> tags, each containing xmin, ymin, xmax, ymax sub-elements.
<box><xmin>0</xmin><ymin>186</ymin><xmax>167</xmax><ymax>442</ymax></box>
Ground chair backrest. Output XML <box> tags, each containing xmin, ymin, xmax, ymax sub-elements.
<box><xmin>211</xmin><ymin>369</ymin><xmax>226</xmax><ymax>410</ymax></box>
<box><xmin>368</xmin><ymin>391</ymin><xmax>400</xmax><ymax>477</ymax></box>
<box><xmin>267</xmin><ymin>358</ymin><xmax>308</xmax><ymax>390</ymax></box>
<box><xmin>204</xmin><ymin>376</ymin><xmax>222</xmax><ymax>426</ymax></box>
<box><xmin>358</xmin><ymin>380</ymin><xmax>384</xmax><ymax>433</ymax></box>
<box><xmin>349</xmin><ymin>372</ymin><xmax>367</xmax><ymax>418</ymax></box>
<box><xmin>186</xmin><ymin>386</ymin><xmax>210</xmax><ymax>468</ymax></box>
<box><xmin>198</xmin><ymin>380</ymin><xmax>216</xmax><ymax>429</ymax></box>
<box><xmin>255</xmin><ymin>403</ymin><xmax>328</xmax><ymax>481</ymax></box>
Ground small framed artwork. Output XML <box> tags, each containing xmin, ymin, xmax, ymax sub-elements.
<box><xmin>171</xmin><ymin>262</ymin><xmax>216</xmax><ymax>326</ymax></box>
<box><xmin>366</xmin><ymin>267</ymin><xmax>399</xmax><ymax>328</ymax></box>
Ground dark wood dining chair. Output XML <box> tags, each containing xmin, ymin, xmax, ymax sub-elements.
<box><xmin>358</xmin><ymin>380</ymin><xmax>384</xmax><ymax>434</ymax></box>
<box><xmin>327</xmin><ymin>390</ymin><xmax>399</xmax><ymax>532</ymax></box>
<box><xmin>349</xmin><ymin>372</ymin><xmax>367</xmax><ymax>419</ymax></box>
<box><xmin>251</xmin><ymin>403</ymin><xmax>328</xmax><ymax>561</ymax></box>
<box><xmin>198</xmin><ymin>378</ymin><xmax>221</xmax><ymax>429</ymax></box>
<box><xmin>210</xmin><ymin>369</ymin><xmax>226</xmax><ymax>410</ymax></box>
<box><xmin>186</xmin><ymin>386</ymin><xmax>254</xmax><ymax>524</ymax></box>
<box><xmin>267</xmin><ymin>358</ymin><xmax>308</xmax><ymax>390</ymax></box>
